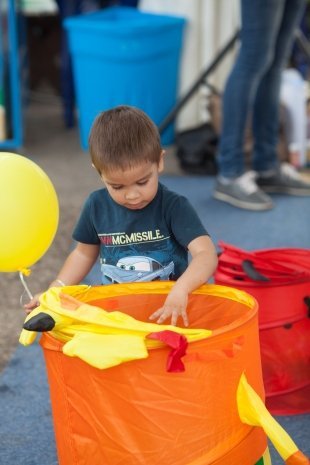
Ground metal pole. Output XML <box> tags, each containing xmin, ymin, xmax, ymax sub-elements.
<box><xmin>158</xmin><ymin>30</ymin><xmax>240</xmax><ymax>134</ymax></box>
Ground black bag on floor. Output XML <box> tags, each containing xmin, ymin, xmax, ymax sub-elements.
<box><xmin>175</xmin><ymin>122</ymin><xmax>218</xmax><ymax>175</ymax></box>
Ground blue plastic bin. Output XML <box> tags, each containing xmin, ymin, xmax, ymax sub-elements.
<box><xmin>64</xmin><ymin>7</ymin><xmax>185</xmax><ymax>148</ymax></box>
<box><xmin>0</xmin><ymin>0</ymin><xmax>23</xmax><ymax>149</ymax></box>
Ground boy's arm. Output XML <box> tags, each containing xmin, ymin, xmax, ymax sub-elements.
<box><xmin>24</xmin><ymin>242</ymin><xmax>100</xmax><ymax>311</ymax></box>
<box><xmin>51</xmin><ymin>242</ymin><xmax>100</xmax><ymax>286</ymax></box>
<box><xmin>149</xmin><ymin>235</ymin><xmax>218</xmax><ymax>326</ymax></box>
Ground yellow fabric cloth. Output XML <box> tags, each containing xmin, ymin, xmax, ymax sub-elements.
<box><xmin>237</xmin><ymin>373</ymin><xmax>308</xmax><ymax>464</ymax></box>
<box><xmin>20</xmin><ymin>286</ymin><xmax>212</xmax><ymax>369</ymax></box>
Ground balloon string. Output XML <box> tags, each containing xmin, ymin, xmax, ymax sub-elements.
<box><xmin>19</xmin><ymin>271</ymin><xmax>33</xmax><ymax>300</ymax></box>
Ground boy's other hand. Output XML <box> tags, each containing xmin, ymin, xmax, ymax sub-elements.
<box><xmin>24</xmin><ymin>293</ymin><xmax>42</xmax><ymax>314</ymax></box>
<box><xmin>149</xmin><ymin>288</ymin><xmax>189</xmax><ymax>327</ymax></box>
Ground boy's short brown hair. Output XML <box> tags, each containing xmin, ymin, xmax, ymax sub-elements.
<box><xmin>88</xmin><ymin>106</ymin><xmax>162</xmax><ymax>173</ymax></box>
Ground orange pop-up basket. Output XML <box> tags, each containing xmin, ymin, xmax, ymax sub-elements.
<box><xmin>33</xmin><ymin>282</ymin><xmax>271</xmax><ymax>465</ymax></box>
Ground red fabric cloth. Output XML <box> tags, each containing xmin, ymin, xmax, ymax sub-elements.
<box><xmin>148</xmin><ymin>330</ymin><xmax>188</xmax><ymax>372</ymax></box>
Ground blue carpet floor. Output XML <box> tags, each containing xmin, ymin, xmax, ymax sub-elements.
<box><xmin>160</xmin><ymin>175</ymin><xmax>310</xmax><ymax>250</ymax></box>
<box><xmin>1</xmin><ymin>175</ymin><xmax>309</xmax><ymax>464</ymax></box>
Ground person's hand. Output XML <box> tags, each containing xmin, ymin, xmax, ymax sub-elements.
<box><xmin>24</xmin><ymin>293</ymin><xmax>42</xmax><ymax>314</ymax></box>
<box><xmin>149</xmin><ymin>287</ymin><xmax>189</xmax><ymax>327</ymax></box>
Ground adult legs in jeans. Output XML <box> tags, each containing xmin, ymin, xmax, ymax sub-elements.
<box><xmin>252</xmin><ymin>0</ymin><xmax>306</xmax><ymax>172</ymax></box>
<box><xmin>217</xmin><ymin>0</ymin><xmax>306</xmax><ymax>179</ymax></box>
<box><xmin>213</xmin><ymin>0</ymin><xmax>309</xmax><ymax>210</ymax></box>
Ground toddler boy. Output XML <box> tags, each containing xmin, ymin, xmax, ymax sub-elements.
<box><xmin>25</xmin><ymin>106</ymin><xmax>218</xmax><ymax>326</ymax></box>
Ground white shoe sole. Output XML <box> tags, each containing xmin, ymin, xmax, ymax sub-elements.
<box><xmin>213</xmin><ymin>191</ymin><xmax>273</xmax><ymax>211</ymax></box>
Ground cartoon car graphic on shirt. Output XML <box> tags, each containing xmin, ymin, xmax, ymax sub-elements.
<box><xmin>102</xmin><ymin>256</ymin><xmax>175</xmax><ymax>283</ymax></box>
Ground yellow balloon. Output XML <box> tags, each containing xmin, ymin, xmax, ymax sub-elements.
<box><xmin>0</xmin><ymin>152</ymin><xmax>59</xmax><ymax>272</ymax></box>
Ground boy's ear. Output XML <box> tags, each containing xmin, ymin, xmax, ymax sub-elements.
<box><xmin>158</xmin><ymin>150</ymin><xmax>165</xmax><ymax>173</ymax></box>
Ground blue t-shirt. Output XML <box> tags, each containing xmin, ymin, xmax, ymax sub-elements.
<box><xmin>73</xmin><ymin>183</ymin><xmax>208</xmax><ymax>284</ymax></box>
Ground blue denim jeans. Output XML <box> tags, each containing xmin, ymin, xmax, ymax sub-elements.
<box><xmin>217</xmin><ymin>0</ymin><xmax>306</xmax><ymax>178</ymax></box>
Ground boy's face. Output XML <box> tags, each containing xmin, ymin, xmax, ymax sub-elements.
<box><xmin>100</xmin><ymin>153</ymin><xmax>164</xmax><ymax>210</ymax></box>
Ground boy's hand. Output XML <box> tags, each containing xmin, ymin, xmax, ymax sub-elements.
<box><xmin>149</xmin><ymin>287</ymin><xmax>189</xmax><ymax>327</ymax></box>
<box><xmin>24</xmin><ymin>293</ymin><xmax>42</xmax><ymax>314</ymax></box>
